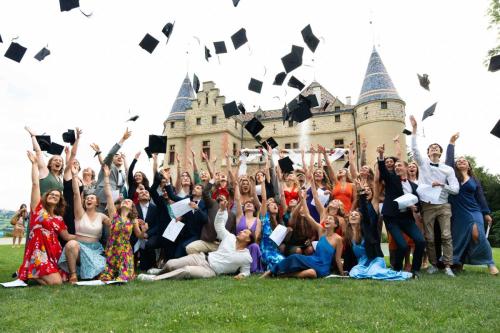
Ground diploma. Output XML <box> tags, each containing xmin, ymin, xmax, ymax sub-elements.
<box><xmin>162</xmin><ymin>218</ymin><xmax>185</xmax><ymax>242</ymax></box>
<box><xmin>170</xmin><ymin>198</ymin><xmax>192</xmax><ymax>218</ymax></box>
<box><xmin>269</xmin><ymin>224</ymin><xmax>288</xmax><ymax>246</ymax></box>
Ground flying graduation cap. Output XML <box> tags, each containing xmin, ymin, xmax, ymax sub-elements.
<box><xmin>281</xmin><ymin>45</ymin><xmax>303</xmax><ymax>73</ymax></box>
<box><xmin>265</xmin><ymin>137</ymin><xmax>278</xmax><ymax>149</ymax></box>
<box><xmin>48</xmin><ymin>142</ymin><xmax>65</xmax><ymax>156</ymax></box>
<box><xmin>127</xmin><ymin>115</ymin><xmax>139</xmax><ymax>122</ymax></box>
<box><xmin>231</xmin><ymin>28</ymin><xmax>248</xmax><ymax>50</ymax></box>
<box><xmin>62</xmin><ymin>129</ymin><xmax>76</xmax><ymax>145</ymax></box>
<box><xmin>223</xmin><ymin>101</ymin><xmax>240</xmax><ymax>118</ymax></box>
<box><xmin>278</xmin><ymin>156</ymin><xmax>294</xmax><ymax>173</ymax></box>
<box><xmin>213</xmin><ymin>41</ymin><xmax>227</xmax><ymax>54</ymax></box>
<box><xmin>162</xmin><ymin>22</ymin><xmax>175</xmax><ymax>43</ymax></box>
<box><xmin>193</xmin><ymin>74</ymin><xmax>200</xmax><ymax>93</ymax></box>
<box><xmin>148</xmin><ymin>135</ymin><xmax>167</xmax><ymax>154</ymax></box>
<box><xmin>417</xmin><ymin>73</ymin><xmax>430</xmax><ymax>91</ymax></box>
<box><xmin>248</xmin><ymin>78</ymin><xmax>263</xmax><ymax>93</ymax></box>
<box><xmin>488</xmin><ymin>54</ymin><xmax>500</xmax><ymax>72</ymax></box>
<box><xmin>402</xmin><ymin>129</ymin><xmax>412</xmax><ymax>136</ymax></box>
<box><xmin>273</xmin><ymin>72</ymin><xmax>287</xmax><ymax>86</ymax></box>
<box><xmin>204</xmin><ymin>46</ymin><xmax>212</xmax><ymax>61</ymax></box>
<box><xmin>244</xmin><ymin>117</ymin><xmax>264</xmax><ymax>137</ymax></box>
<box><xmin>4</xmin><ymin>42</ymin><xmax>27</xmax><ymax>63</ymax></box>
<box><xmin>35</xmin><ymin>135</ymin><xmax>52</xmax><ymax>151</ymax></box>
<box><xmin>59</xmin><ymin>0</ymin><xmax>80</xmax><ymax>12</ymax></box>
<box><xmin>237</xmin><ymin>102</ymin><xmax>246</xmax><ymax>114</ymax></box>
<box><xmin>232</xmin><ymin>0</ymin><xmax>240</xmax><ymax>6</ymax></box>
<box><xmin>34</xmin><ymin>47</ymin><xmax>51</xmax><ymax>61</ymax></box>
<box><xmin>281</xmin><ymin>103</ymin><xmax>289</xmax><ymax>125</ymax></box>
<box><xmin>287</xmin><ymin>76</ymin><xmax>305</xmax><ymax>91</ymax></box>
<box><xmin>490</xmin><ymin>119</ymin><xmax>500</xmax><ymax>138</ymax></box>
<box><xmin>301</xmin><ymin>24</ymin><xmax>320</xmax><ymax>53</ymax></box>
<box><xmin>422</xmin><ymin>102</ymin><xmax>437</xmax><ymax>121</ymax></box>
<box><xmin>0</xmin><ymin>34</ymin><xmax>3</xmax><ymax>43</ymax></box>
<box><xmin>139</xmin><ymin>34</ymin><xmax>159</xmax><ymax>54</ymax></box>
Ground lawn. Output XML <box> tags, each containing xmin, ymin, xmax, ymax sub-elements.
<box><xmin>0</xmin><ymin>245</ymin><xmax>499</xmax><ymax>333</ymax></box>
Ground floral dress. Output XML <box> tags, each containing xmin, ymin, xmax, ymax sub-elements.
<box><xmin>100</xmin><ymin>214</ymin><xmax>135</xmax><ymax>281</ymax></box>
<box><xmin>260</xmin><ymin>213</ymin><xmax>285</xmax><ymax>270</ymax></box>
<box><xmin>17</xmin><ymin>202</ymin><xmax>67</xmax><ymax>281</ymax></box>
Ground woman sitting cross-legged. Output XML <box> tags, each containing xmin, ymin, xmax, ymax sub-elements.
<box><xmin>261</xmin><ymin>187</ymin><xmax>344</xmax><ymax>279</ymax></box>
<box><xmin>58</xmin><ymin>163</ymin><xmax>111</xmax><ymax>283</ymax></box>
<box><xmin>17</xmin><ymin>151</ymin><xmax>76</xmax><ymax>285</ymax></box>
<box><xmin>347</xmin><ymin>180</ymin><xmax>413</xmax><ymax>280</ymax></box>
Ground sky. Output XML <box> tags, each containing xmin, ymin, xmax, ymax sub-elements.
<box><xmin>0</xmin><ymin>0</ymin><xmax>499</xmax><ymax>210</ymax></box>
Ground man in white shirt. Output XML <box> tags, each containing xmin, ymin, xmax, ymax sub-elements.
<box><xmin>137</xmin><ymin>198</ymin><xmax>253</xmax><ymax>281</ymax></box>
<box><xmin>410</xmin><ymin>115</ymin><xmax>459</xmax><ymax>277</ymax></box>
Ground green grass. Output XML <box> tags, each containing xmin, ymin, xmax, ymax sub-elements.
<box><xmin>1</xmin><ymin>245</ymin><xmax>499</xmax><ymax>333</ymax></box>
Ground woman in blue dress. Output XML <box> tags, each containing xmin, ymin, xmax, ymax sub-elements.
<box><xmin>259</xmin><ymin>182</ymin><xmax>285</xmax><ymax>270</ymax></box>
<box><xmin>445</xmin><ymin>137</ymin><xmax>498</xmax><ymax>275</ymax></box>
<box><xmin>261</xmin><ymin>186</ymin><xmax>344</xmax><ymax>279</ymax></box>
<box><xmin>347</xmin><ymin>181</ymin><xmax>412</xmax><ymax>280</ymax></box>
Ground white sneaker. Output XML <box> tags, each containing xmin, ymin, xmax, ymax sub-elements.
<box><xmin>146</xmin><ymin>268</ymin><xmax>162</xmax><ymax>275</ymax></box>
<box><xmin>427</xmin><ymin>265</ymin><xmax>439</xmax><ymax>274</ymax></box>
<box><xmin>444</xmin><ymin>267</ymin><xmax>455</xmax><ymax>277</ymax></box>
<box><xmin>137</xmin><ymin>274</ymin><xmax>156</xmax><ymax>282</ymax></box>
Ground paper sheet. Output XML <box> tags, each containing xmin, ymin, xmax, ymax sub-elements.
<box><xmin>328</xmin><ymin>148</ymin><xmax>347</xmax><ymax>162</ymax></box>
<box><xmin>486</xmin><ymin>225</ymin><xmax>491</xmax><ymax>239</ymax></box>
<box><xmin>312</xmin><ymin>241</ymin><xmax>318</xmax><ymax>251</ymax></box>
<box><xmin>325</xmin><ymin>274</ymin><xmax>349</xmax><ymax>279</ymax></box>
<box><xmin>133</xmin><ymin>239</ymin><xmax>147</xmax><ymax>254</ymax></box>
<box><xmin>255</xmin><ymin>184</ymin><xmax>262</xmax><ymax>196</ymax></box>
<box><xmin>311</xmin><ymin>188</ymin><xmax>330</xmax><ymax>207</ymax></box>
<box><xmin>75</xmin><ymin>280</ymin><xmax>127</xmax><ymax>286</ymax></box>
<box><xmin>170</xmin><ymin>198</ymin><xmax>192</xmax><ymax>218</ymax></box>
<box><xmin>394</xmin><ymin>193</ymin><xmax>419</xmax><ymax>211</ymax></box>
<box><xmin>0</xmin><ymin>279</ymin><xmax>27</xmax><ymax>288</ymax></box>
<box><xmin>416</xmin><ymin>183</ymin><xmax>442</xmax><ymax>203</ymax></box>
<box><xmin>269</xmin><ymin>224</ymin><xmax>288</xmax><ymax>246</ymax></box>
<box><xmin>162</xmin><ymin>219</ymin><xmax>185</xmax><ymax>242</ymax></box>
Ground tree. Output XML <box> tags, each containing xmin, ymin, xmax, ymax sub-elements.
<box><xmin>486</xmin><ymin>0</ymin><xmax>500</xmax><ymax>63</ymax></box>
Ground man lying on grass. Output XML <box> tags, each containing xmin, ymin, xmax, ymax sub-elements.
<box><xmin>138</xmin><ymin>198</ymin><xmax>253</xmax><ymax>281</ymax></box>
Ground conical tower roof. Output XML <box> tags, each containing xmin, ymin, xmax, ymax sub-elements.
<box><xmin>357</xmin><ymin>47</ymin><xmax>402</xmax><ymax>105</ymax></box>
<box><xmin>167</xmin><ymin>74</ymin><xmax>195</xmax><ymax>121</ymax></box>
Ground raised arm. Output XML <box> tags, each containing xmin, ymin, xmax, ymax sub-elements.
<box><xmin>128</xmin><ymin>152</ymin><xmax>140</xmax><ymax>187</ymax></box>
<box><xmin>103</xmin><ymin>165</ymin><xmax>117</xmax><ymax>218</ymax></box>
<box><xmin>360</xmin><ymin>137</ymin><xmax>367</xmax><ymax>167</ymax></box>
<box><xmin>214</xmin><ymin>199</ymin><xmax>230</xmax><ymax>240</ymax></box>
<box><xmin>376</xmin><ymin>144</ymin><xmax>390</xmax><ymax>182</ymax></box>
<box><xmin>72</xmin><ymin>163</ymin><xmax>85</xmax><ymax>221</ymax></box>
<box><xmin>64</xmin><ymin>128</ymin><xmax>83</xmax><ymax>181</ymax></box>
<box><xmin>259</xmin><ymin>177</ymin><xmax>267</xmax><ymax>217</ymax></box>
<box><xmin>319</xmin><ymin>145</ymin><xmax>336</xmax><ymax>186</ymax></box>
<box><xmin>27</xmin><ymin>151</ymin><xmax>41</xmax><ymax>211</ymax></box>
<box><xmin>202</xmin><ymin>151</ymin><xmax>214</xmax><ymax>179</ymax></box>
<box><xmin>233</xmin><ymin>175</ymin><xmax>243</xmax><ymax>220</ymax></box>
<box><xmin>348</xmin><ymin>141</ymin><xmax>359</xmax><ymax>180</ymax></box>
<box><xmin>90</xmin><ymin>143</ymin><xmax>105</xmax><ymax>167</ymax></box>
<box><xmin>308</xmin><ymin>170</ymin><xmax>325</xmax><ymax>220</ymax></box>
<box><xmin>409</xmin><ymin>115</ymin><xmax>424</xmax><ymax>166</ymax></box>
<box><xmin>445</xmin><ymin>133</ymin><xmax>459</xmax><ymax>168</ymax></box>
<box><xmin>175</xmin><ymin>153</ymin><xmax>182</xmax><ymax>192</ymax></box>
<box><xmin>393</xmin><ymin>135</ymin><xmax>402</xmax><ymax>161</ymax></box>
<box><xmin>25</xmin><ymin>126</ymin><xmax>48</xmax><ymax>176</ymax></box>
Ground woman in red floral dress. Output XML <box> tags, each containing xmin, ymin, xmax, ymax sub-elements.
<box><xmin>17</xmin><ymin>151</ymin><xmax>76</xmax><ymax>285</ymax></box>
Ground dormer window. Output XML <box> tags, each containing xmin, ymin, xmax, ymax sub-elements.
<box><xmin>381</xmin><ymin>101</ymin><xmax>388</xmax><ymax>109</ymax></box>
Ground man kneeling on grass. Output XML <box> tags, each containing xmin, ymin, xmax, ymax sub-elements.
<box><xmin>138</xmin><ymin>198</ymin><xmax>253</xmax><ymax>281</ymax></box>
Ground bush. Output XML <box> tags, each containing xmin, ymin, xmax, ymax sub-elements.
<box><xmin>488</xmin><ymin>210</ymin><xmax>500</xmax><ymax>247</ymax></box>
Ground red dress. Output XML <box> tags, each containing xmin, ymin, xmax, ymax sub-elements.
<box><xmin>17</xmin><ymin>202</ymin><xmax>67</xmax><ymax>281</ymax></box>
<box><xmin>332</xmin><ymin>182</ymin><xmax>354</xmax><ymax>213</ymax></box>
<box><xmin>284</xmin><ymin>188</ymin><xmax>299</xmax><ymax>206</ymax></box>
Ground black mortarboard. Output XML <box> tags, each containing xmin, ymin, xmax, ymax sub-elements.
<box><xmin>302</xmin><ymin>94</ymin><xmax>319</xmax><ymax>108</ymax></box>
<box><xmin>193</xmin><ymin>74</ymin><xmax>200</xmax><ymax>93</ymax></box>
<box><xmin>222</xmin><ymin>101</ymin><xmax>240</xmax><ymax>118</ymax></box>
<box><xmin>281</xmin><ymin>103</ymin><xmax>289</xmax><ymax>125</ymax></box>
<box><xmin>278</xmin><ymin>156</ymin><xmax>294</xmax><ymax>173</ymax></box>
<box><xmin>273</xmin><ymin>72</ymin><xmax>287</xmax><ymax>86</ymax></box>
<box><xmin>144</xmin><ymin>146</ymin><xmax>152</xmax><ymax>159</ymax></box>
<box><xmin>488</xmin><ymin>54</ymin><xmax>500</xmax><ymax>72</ymax></box>
<box><xmin>288</xmin><ymin>98</ymin><xmax>312</xmax><ymax>123</ymax></box>
<box><xmin>291</xmin><ymin>45</ymin><xmax>304</xmax><ymax>57</ymax></box>
<box><xmin>244</xmin><ymin>117</ymin><xmax>264</xmax><ymax>137</ymax></box>
<box><xmin>126</xmin><ymin>115</ymin><xmax>139</xmax><ymax>122</ymax></box>
<box><xmin>62</xmin><ymin>129</ymin><xmax>76</xmax><ymax>145</ymax></box>
<box><xmin>422</xmin><ymin>102</ymin><xmax>437</xmax><ymax>121</ymax></box>
<box><xmin>402</xmin><ymin>129</ymin><xmax>412</xmax><ymax>136</ymax></box>
<box><xmin>237</xmin><ymin>102</ymin><xmax>246</xmax><ymax>114</ymax></box>
<box><xmin>48</xmin><ymin>142</ymin><xmax>65</xmax><ymax>156</ymax></box>
<box><xmin>0</xmin><ymin>34</ymin><xmax>3</xmax><ymax>43</ymax></box>
<box><xmin>417</xmin><ymin>73</ymin><xmax>430</xmax><ymax>91</ymax></box>
<box><xmin>4</xmin><ymin>42</ymin><xmax>27</xmax><ymax>63</ymax></box>
<box><xmin>214</xmin><ymin>41</ymin><xmax>227</xmax><ymax>54</ymax></box>
<box><xmin>343</xmin><ymin>161</ymin><xmax>350</xmax><ymax>169</ymax></box>
<box><xmin>265</xmin><ymin>137</ymin><xmax>278</xmax><ymax>149</ymax></box>
<box><xmin>490</xmin><ymin>119</ymin><xmax>500</xmax><ymax>138</ymax></box>
<box><xmin>162</xmin><ymin>22</ymin><xmax>174</xmax><ymax>39</ymax></box>
<box><xmin>148</xmin><ymin>135</ymin><xmax>167</xmax><ymax>154</ymax></box>
<box><xmin>205</xmin><ymin>46</ymin><xmax>212</xmax><ymax>61</ymax></box>
<box><xmin>35</xmin><ymin>135</ymin><xmax>51</xmax><ymax>151</ymax></box>
<box><xmin>232</xmin><ymin>0</ymin><xmax>240</xmax><ymax>6</ymax></box>
<box><xmin>59</xmin><ymin>0</ymin><xmax>79</xmax><ymax>12</ymax></box>
<box><xmin>248</xmin><ymin>78</ymin><xmax>263</xmax><ymax>93</ymax></box>
<box><xmin>281</xmin><ymin>47</ymin><xmax>303</xmax><ymax>73</ymax></box>
<box><xmin>301</xmin><ymin>24</ymin><xmax>320</xmax><ymax>53</ymax></box>
<box><xmin>139</xmin><ymin>34</ymin><xmax>159</xmax><ymax>54</ymax></box>
<box><xmin>288</xmin><ymin>76</ymin><xmax>305</xmax><ymax>91</ymax></box>
<box><xmin>231</xmin><ymin>28</ymin><xmax>247</xmax><ymax>50</ymax></box>
<box><xmin>254</xmin><ymin>135</ymin><xmax>262</xmax><ymax>143</ymax></box>
<box><xmin>34</xmin><ymin>47</ymin><xmax>51</xmax><ymax>62</ymax></box>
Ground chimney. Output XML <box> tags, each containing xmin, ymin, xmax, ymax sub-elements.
<box><xmin>345</xmin><ymin>96</ymin><xmax>352</xmax><ymax>105</ymax></box>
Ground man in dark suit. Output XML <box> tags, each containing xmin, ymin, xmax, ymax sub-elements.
<box><xmin>132</xmin><ymin>188</ymin><xmax>159</xmax><ymax>271</ymax></box>
<box><xmin>377</xmin><ymin>144</ymin><xmax>425</xmax><ymax>275</ymax></box>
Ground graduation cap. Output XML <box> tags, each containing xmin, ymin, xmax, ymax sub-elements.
<box><xmin>417</xmin><ymin>73</ymin><xmax>430</xmax><ymax>91</ymax></box>
<box><xmin>231</xmin><ymin>28</ymin><xmax>247</xmax><ymax>50</ymax></box>
<box><xmin>488</xmin><ymin>54</ymin><xmax>500</xmax><ymax>72</ymax></box>
<box><xmin>301</xmin><ymin>24</ymin><xmax>320</xmax><ymax>53</ymax></box>
<box><xmin>62</xmin><ymin>129</ymin><xmax>76</xmax><ymax>145</ymax></box>
<box><xmin>281</xmin><ymin>103</ymin><xmax>289</xmax><ymax>125</ymax></box>
<box><xmin>126</xmin><ymin>115</ymin><xmax>139</xmax><ymax>122</ymax></box>
<box><xmin>343</xmin><ymin>161</ymin><xmax>350</xmax><ymax>169</ymax></box>
<box><xmin>273</xmin><ymin>72</ymin><xmax>287</xmax><ymax>86</ymax></box>
<box><xmin>48</xmin><ymin>142</ymin><xmax>65</xmax><ymax>156</ymax></box>
<box><xmin>59</xmin><ymin>0</ymin><xmax>79</xmax><ymax>12</ymax></box>
<box><xmin>193</xmin><ymin>74</ymin><xmax>200</xmax><ymax>93</ymax></box>
<box><xmin>288</xmin><ymin>98</ymin><xmax>312</xmax><ymax>123</ymax></box>
<box><xmin>254</xmin><ymin>135</ymin><xmax>262</xmax><ymax>143</ymax></box>
<box><xmin>162</xmin><ymin>22</ymin><xmax>175</xmax><ymax>40</ymax></box>
<box><xmin>237</xmin><ymin>102</ymin><xmax>246</xmax><ymax>114</ymax></box>
<box><xmin>34</xmin><ymin>47</ymin><xmax>50</xmax><ymax>62</ymax></box>
<box><xmin>402</xmin><ymin>129</ymin><xmax>412</xmax><ymax>136</ymax></box>
<box><xmin>490</xmin><ymin>119</ymin><xmax>500</xmax><ymax>139</ymax></box>
<box><xmin>204</xmin><ymin>46</ymin><xmax>212</xmax><ymax>61</ymax></box>
<box><xmin>139</xmin><ymin>34</ymin><xmax>159</xmax><ymax>54</ymax></box>
<box><xmin>248</xmin><ymin>78</ymin><xmax>263</xmax><ymax>93</ymax></box>
<box><xmin>4</xmin><ymin>42</ymin><xmax>27</xmax><ymax>63</ymax></box>
<box><xmin>302</xmin><ymin>94</ymin><xmax>319</xmax><ymax>108</ymax></box>
<box><xmin>244</xmin><ymin>117</ymin><xmax>264</xmax><ymax>137</ymax></box>
<box><xmin>265</xmin><ymin>137</ymin><xmax>278</xmax><ymax>149</ymax></box>
<box><xmin>288</xmin><ymin>76</ymin><xmax>305</xmax><ymax>91</ymax></box>
<box><xmin>35</xmin><ymin>135</ymin><xmax>51</xmax><ymax>151</ymax></box>
<box><xmin>213</xmin><ymin>41</ymin><xmax>227</xmax><ymax>54</ymax></box>
<box><xmin>232</xmin><ymin>0</ymin><xmax>240</xmax><ymax>6</ymax></box>
<box><xmin>148</xmin><ymin>135</ymin><xmax>167</xmax><ymax>154</ymax></box>
<box><xmin>222</xmin><ymin>101</ymin><xmax>240</xmax><ymax>118</ymax></box>
<box><xmin>422</xmin><ymin>102</ymin><xmax>437</xmax><ymax>121</ymax></box>
<box><xmin>281</xmin><ymin>46</ymin><xmax>303</xmax><ymax>73</ymax></box>
<box><xmin>144</xmin><ymin>146</ymin><xmax>153</xmax><ymax>159</ymax></box>
<box><xmin>0</xmin><ymin>34</ymin><xmax>3</xmax><ymax>43</ymax></box>
<box><xmin>278</xmin><ymin>156</ymin><xmax>294</xmax><ymax>173</ymax></box>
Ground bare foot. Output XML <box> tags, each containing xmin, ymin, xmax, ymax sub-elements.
<box><xmin>489</xmin><ymin>265</ymin><xmax>499</xmax><ymax>276</ymax></box>
<box><xmin>259</xmin><ymin>271</ymin><xmax>272</xmax><ymax>279</ymax></box>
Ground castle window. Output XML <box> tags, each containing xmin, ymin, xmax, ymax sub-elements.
<box><xmin>232</xmin><ymin>143</ymin><xmax>238</xmax><ymax>164</ymax></box>
<box><xmin>284</xmin><ymin>143</ymin><xmax>291</xmax><ymax>149</ymax></box>
<box><xmin>381</xmin><ymin>101</ymin><xmax>388</xmax><ymax>109</ymax></box>
<box><xmin>212</xmin><ymin>116</ymin><xmax>217</xmax><ymax>125</ymax></box>
<box><xmin>288</xmin><ymin>120</ymin><xmax>293</xmax><ymax>127</ymax></box>
<box><xmin>334</xmin><ymin>106</ymin><xmax>340</xmax><ymax>111</ymax></box>
<box><xmin>234</xmin><ymin>120</ymin><xmax>238</xmax><ymax>129</ymax></box>
<box><xmin>335</xmin><ymin>115</ymin><xmax>341</xmax><ymax>122</ymax></box>
<box><xmin>334</xmin><ymin>139</ymin><xmax>345</xmax><ymax>160</ymax></box>
<box><xmin>202</xmin><ymin>141</ymin><xmax>210</xmax><ymax>159</ymax></box>
<box><xmin>196</xmin><ymin>117</ymin><xmax>201</xmax><ymax>125</ymax></box>
<box><xmin>293</xmin><ymin>143</ymin><xmax>299</xmax><ymax>149</ymax></box>
<box><xmin>168</xmin><ymin>145</ymin><xmax>176</xmax><ymax>165</ymax></box>
<box><xmin>170</xmin><ymin>122</ymin><xmax>175</xmax><ymax>129</ymax></box>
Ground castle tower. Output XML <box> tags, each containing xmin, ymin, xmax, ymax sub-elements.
<box><xmin>355</xmin><ymin>47</ymin><xmax>406</xmax><ymax>167</ymax></box>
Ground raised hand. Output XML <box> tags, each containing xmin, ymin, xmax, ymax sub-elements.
<box><xmin>218</xmin><ymin>197</ymin><xmax>228</xmax><ymax>211</ymax></box>
<box><xmin>161</xmin><ymin>168</ymin><xmax>171</xmax><ymax>180</ymax></box>
<box><xmin>27</xmin><ymin>151</ymin><xmax>37</xmax><ymax>164</ymax></box>
<box><xmin>71</xmin><ymin>163</ymin><xmax>79</xmax><ymax>176</ymax></box>
<box><xmin>76</xmin><ymin>127</ymin><xmax>83</xmax><ymax>139</ymax></box>
<box><xmin>191</xmin><ymin>148</ymin><xmax>195</xmax><ymax>157</ymax></box>
<box><xmin>317</xmin><ymin>144</ymin><xmax>326</xmax><ymax>154</ymax></box>
<box><xmin>176</xmin><ymin>153</ymin><xmax>180</xmax><ymax>164</ymax></box>
<box><xmin>134</xmin><ymin>151</ymin><xmax>141</xmax><ymax>160</ymax></box>
<box><xmin>24</xmin><ymin>126</ymin><xmax>35</xmax><ymax>136</ymax></box>
<box><xmin>409</xmin><ymin>115</ymin><xmax>417</xmax><ymax>131</ymax></box>
<box><xmin>450</xmin><ymin>132</ymin><xmax>460</xmax><ymax>145</ymax></box>
<box><xmin>90</xmin><ymin>143</ymin><xmax>101</xmax><ymax>152</ymax></box>
<box><xmin>121</xmin><ymin>127</ymin><xmax>132</xmax><ymax>142</ymax></box>
<box><xmin>361</xmin><ymin>137</ymin><xmax>367</xmax><ymax>151</ymax></box>
<box><xmin>376</xmin><ymin>144</ymin><xmax>385</xmax><ymax>157</ymax></box>
<box><xmin>201</xmin><ymin>151</ymin><xmax>208</xmax><ymax>161</ymax></box>
<box><xmin>152</xmin><ymin>153</ymin><xmax>158</xmax><ymax>162</ymax></box>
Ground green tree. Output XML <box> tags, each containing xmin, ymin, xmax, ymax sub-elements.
<box><xmin>486</xmin><ymin>0</ymin><xmax>500</xmax><ymax>62</ymax></box>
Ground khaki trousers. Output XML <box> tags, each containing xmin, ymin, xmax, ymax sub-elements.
<box><xmin>421</xmin><ymin>203</ymin><xmax>453</xmax><ymax>266</ymax></box>
<box><xmin>155</xmin><ymin>253</ymin><xmax>216</xmax><ymax>280</ymax></box>
<box><xmin>186</xmin><ymin>240</ymin><xmax>219</xmax><ymax>255</ymax></box>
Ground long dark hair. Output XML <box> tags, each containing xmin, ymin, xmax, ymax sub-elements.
<box><xmin>454</xmin><ymin>157</ymin><xmax>475</xmax><ymax>184</ymax></box>
<box><xmin>41</xmin><ymin>189</ymin><xmax>66</xmax><ymax>217</ymax></box>
<box><xmin>344</xmin><ymin>210</ymin><xmax>364</xmax><ymax>245</ymax></box>
<box><xmin>134</xmin><ymin>171</ymin><xmax>150</xmax><ymax>189</ymax></box>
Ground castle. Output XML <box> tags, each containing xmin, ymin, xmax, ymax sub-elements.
<box><xmin>162</xmin><ymin>47</ymin><xmax>406</xmax><ymax>174</ymax></box>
